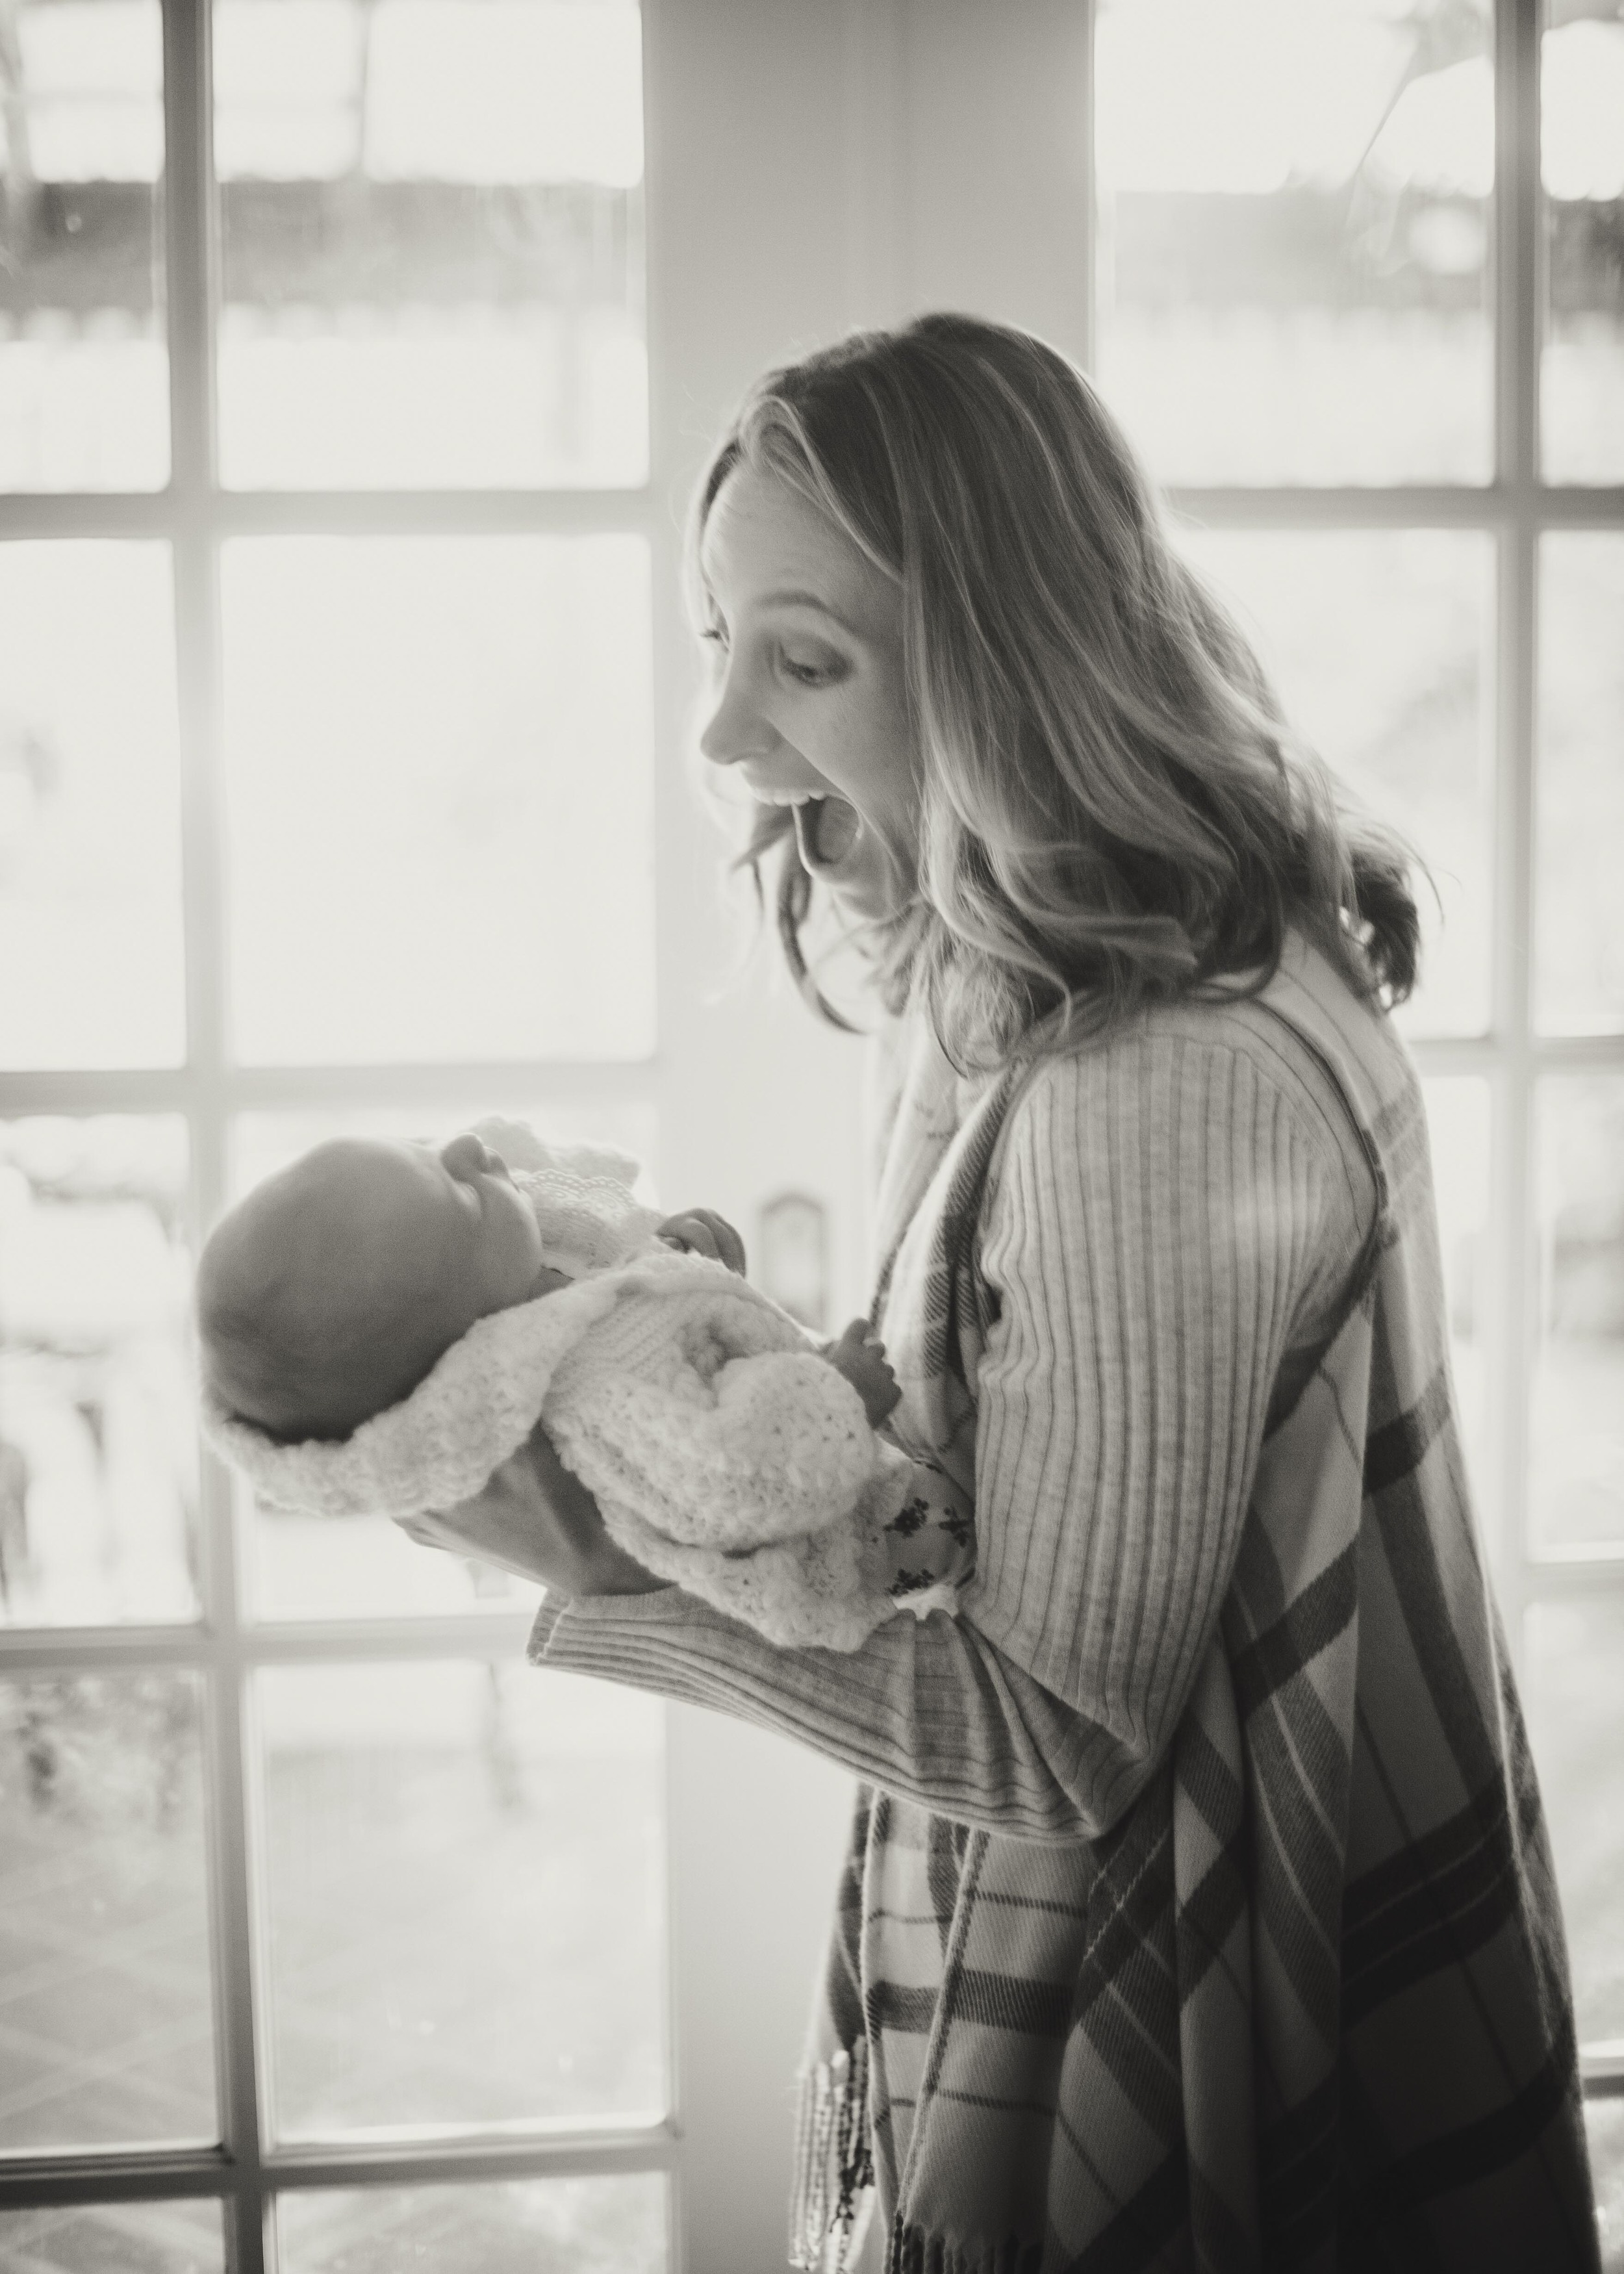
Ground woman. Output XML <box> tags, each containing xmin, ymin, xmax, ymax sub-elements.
<box><xmin>404</xmin><ymin>316</ymin><xmax>1597</xmax><ymax>2271</ymax></box>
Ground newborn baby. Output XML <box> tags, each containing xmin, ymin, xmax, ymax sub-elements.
<box><xmin>198</xmin><ymin>1125</ymin><xmax>964</xmax><ymax>1650</ymax></box>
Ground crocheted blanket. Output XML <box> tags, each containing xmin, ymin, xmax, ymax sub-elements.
<box><xmin>793</xmin><ymin>951</ymin><xmax>1598</xmax><ymax>2272</ymax></box>
<box><xmin>201</xmin><ymin>1130</ymin><xmax>917</xmax><ymax>1650</ymax></box>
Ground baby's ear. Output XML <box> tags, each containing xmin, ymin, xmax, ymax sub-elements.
<box><xmin>467</xmin><ymin>1116</ymin><xmax>552</xmax><ymax>1172</ymax></box>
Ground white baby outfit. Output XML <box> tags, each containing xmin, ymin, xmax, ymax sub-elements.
<box><xmin>202</xmin><ymin>1124</ymin><xmax>965</xmax><ymax>1650</ymax></box>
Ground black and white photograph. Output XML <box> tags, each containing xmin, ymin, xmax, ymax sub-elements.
<box><xmin>0</xmin><ymin>0</ymin><xmax>1620</xmax><ymax>2266</ymax></box>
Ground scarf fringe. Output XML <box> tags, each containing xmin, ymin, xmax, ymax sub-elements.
<box><xmin>790</xmin><ymin>2040</ymin><xmax>875</xmax><ymax>2272</ymax></box>
<box><xmin>887</xmin><ymin>2229</ymin><xmax>1044</xmax><ymax>2274</ymax></box>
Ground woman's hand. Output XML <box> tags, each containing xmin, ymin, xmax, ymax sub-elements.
<box><xmin>395</xmin><ymin>1422</ymin><xmax>668</xmax><ymax>1599</ymax></box>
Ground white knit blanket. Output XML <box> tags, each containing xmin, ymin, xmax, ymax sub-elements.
<box><xmin>201</xmin><ymin>1128</ymin><xmax>913</xmax><ymax>1650</ymax></box>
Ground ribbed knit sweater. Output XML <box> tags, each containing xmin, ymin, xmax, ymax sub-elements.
<box><xmin>530</xmin><ymin>939</ymin><xmax>1595</xmax><ymax>2270</ymax></box>
<box><xmin>529</xmin><ymin>977</ymin><xmax>1375</xmax><ymax>1839</ymax></box>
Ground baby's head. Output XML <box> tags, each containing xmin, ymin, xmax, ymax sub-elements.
<box><xmin>197</xmin><ymin>1132</ymin><xmax>558</xmax><ymax>1442</ymax></box>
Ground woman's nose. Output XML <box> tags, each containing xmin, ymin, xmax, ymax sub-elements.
<box><xmin>698</xmin><ymin>657</ymin><xmax>772</xmax><ymax>771</ymax></box>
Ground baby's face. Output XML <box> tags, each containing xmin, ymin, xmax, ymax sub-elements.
<box><xmin>418</xmin><ymin>1131</ymin><xmax>553</xmax><ymax>1316</ymax></box>
<box><xmin>198</xmin><ymin>1130</ymin><xmax>560</xmax><ymax>1438</ymax></box>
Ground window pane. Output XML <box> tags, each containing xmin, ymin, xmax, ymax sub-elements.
<box><xmin>1586</xmin><ymin>2099</ymin><xmax>1624</xmax><ymax>2274</ymax></box>
<box><xmin>0</xmin><ymin>1117</ymin><xmax>197</xmax><ymax>1629</ymax></box>
<box><xmin>0</xmin><ymin>2201</ymin><xmax>225</xmax><ymax>2273</ymax></box>
<box><xmin>0</xmin><ymin>544</ymin><xmax>185</xmax><ymax>1070</ymax></box>
<box><xmin>225</xmin><ymin>1099</ymin><xmax>655</xmax><ymax>1621</ymax></box>
<box><xmin>1542</xmin><ymin>12</ymin><xmax>1624</xmax><ymax>483</ymax></box>
<box><xmin>1422</xmin><ymin>1077</ymin><xmax>1490</xmax><ymax>1524</ymax></box>
<box><xmin>1093</xmin><ymin>0</ymin><xmax>1491</xmax><ymax>485</ymax></box>
<box><xmin>1531</xmin><ymin>1077</ymin><xmax>1624</xmax><ymax>1555</ymax></box>
<box><xmin>259</xmin><ymin>1661</ymin><xmax>665</xmax><ymax>2136</ymax></box>
<box><xmin>0</xmin><ymin>1672</ymin><xmax>216</xmax><ymax>2149</ymax></box>
<box><xmin>1524</xmin><ymin>1602</ymin><xmax>1624</xmax><ymax>2047</ymax></box>
<box><xmin>213</xmin><ymin>0</ymin><xmax>645</xmax><ymax>489</ymax></box>
<box><xmin>1180</xmin><ymin>528</ymin><xmax>1490</xmax><ymax>1036</ymax></box>
<box><xmin>219</xmin><ymin>536</ymin><xmax>653</xmax><ymax>1067</ymax></box>
<box><xmin>1537</xmin><ymin>536</ymin><xmax>1624</xmax><ymax>1036</ymax></box>
<box><xmin>276</xmin><ymin>2175</ymin><xmax>666</xmax><ymax>2273</ymax></box>
<box><xmin>0</xmin><ymin>0</ymin><xmax>168</xmax><ymax>489</ymax></box>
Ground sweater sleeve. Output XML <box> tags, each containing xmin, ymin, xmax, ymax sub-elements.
<box><xmin>530</xmin><ymin>1025</ymin><xmax>1373</xmax><ymax>1841</ymax></box>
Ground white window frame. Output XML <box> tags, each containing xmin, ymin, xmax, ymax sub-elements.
<box><xmin>0</xmin><ymin>0</ymin><xmax>694</xmax><ymax>2264</ymax></box>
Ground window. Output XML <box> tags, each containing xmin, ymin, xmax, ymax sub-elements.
<box><xmin>1089</xmin><ymin>0</ymin><xmax>1624</xmax><ymax>2217</ymax></box>
<box><xmin>1</xmin><ymin>0</ymin><xmax>676</xmax><ymax>2264</ymax></box>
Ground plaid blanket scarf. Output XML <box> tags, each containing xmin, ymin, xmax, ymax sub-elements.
<box><xmin>793</xmin><ymin>956</ymin><xmax>1598</xmax><ymax>2273</ymax></box>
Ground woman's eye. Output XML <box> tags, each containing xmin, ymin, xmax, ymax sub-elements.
<box><xmin>779</xmin><ymin>648</ymin><xmax>839</xmax><ymax>688</ymax></box>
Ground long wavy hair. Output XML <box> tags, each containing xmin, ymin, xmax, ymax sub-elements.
<box><xmin>692</xmin><ymin>312</ymin><xmax>1420</xmax><ymax>1066</ymax></box>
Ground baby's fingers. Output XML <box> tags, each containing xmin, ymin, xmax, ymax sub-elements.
<box><xmin>656</xmin><ymin>1209</ymin><xmax>748</xmax><ymax>1276</ymax></box>
<box><xmin>867</xmin><ymin>1367</ymin><xmax>902</xmax><ymax>1424</ymax></box>
<box><xmin>657</xmin><ymin>1212</ymin><xmax>718</xmax><ymax>1260</ymax></box>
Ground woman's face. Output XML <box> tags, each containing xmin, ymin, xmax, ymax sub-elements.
<box><xmin>697</xmin><ymin>461</ymin><xmax>917</xmax><ymax>911</ymax></box>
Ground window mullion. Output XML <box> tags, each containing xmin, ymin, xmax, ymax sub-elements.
<box><xmin>214</xmin><ymin>491</ymin><xmax>653</xmax><ymax>538</ymax></box>
<box><xmin>0</xmin><ymin>496</ymin><xmax>176</xmax><ymax>539</ymax></box>
<box><xmin>179</xmin><ymin>515</ymin><xmax>268</xmax><ymax>2274</ymax></box>
<box><xmin>162</xmin><ymin>0</ymin><xmax>217</xmax><ymax>507</ymax></box>
<box><xmin>1484</xmin><ymin>0</ymin><xmax>1542</xmax><ymax>1660</ymax></box>
<box><xmin>172</xmin><ymin>381</ymin><xmax>263</xmax><ymax>2274</ymax></box>
<box><xmin>203</xmin><ymin>1629</ymin><xmax>267</xmax><ymax>2274</ymax></box>
<box><xmin>163</xmin><ymin>0</ymin><xmax>266</xmax><ymax>2257</ymax></box>
<box><xmin>1166</xmin><ymin>487</ymin><xmax>1510</xmax><ymax>530</ymax></box>
<box><xmin>1078</xmin><ymin>0</ymin><xmax>1098</xmax><ymax>376</ymax></box>
<box><xmin>1493</xmin><ymin>0</ymin><xmax>1541</xmax><ymax>500</ymax></box>
<box><xmin>1486</xmin><ymin>518</ymin><xmax>1537</xmax><ymax>1631</ymax></box>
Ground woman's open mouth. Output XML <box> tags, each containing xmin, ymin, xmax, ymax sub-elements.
<box><xmin>793</xmin><ymin>794</ymin><xmax>861</xmax><ymax>872</ymax></box>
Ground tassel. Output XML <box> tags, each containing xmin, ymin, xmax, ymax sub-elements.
<box><xmin>789</xmin><ymin>2039</ymin><xmax>875</xmax><ymax>2271</ymax></box>
<box><xmin>887</xmin><ymin>2230</ymin><xmax>1044</xmax><ymax>2274</ymax></box>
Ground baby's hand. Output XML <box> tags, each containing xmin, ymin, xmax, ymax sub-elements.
<box><xmin>655</xmin><ymin>1208</ymin><xmax>748</xmax><ymax>1277</ymax></box>
<box><xmin>826</xmin><ymin>1318</ymin><xmax>901</xmax><ymax>1428</ymax></box>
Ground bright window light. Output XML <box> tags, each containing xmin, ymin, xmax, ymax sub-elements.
<box><xmin>364</xmin><ymin>0</ymin><xmax>644</xmax><ymax>185</ymax></box>
<box><xmin>1095</xmin><ymin>0</ymin><xmax>1414</xmax><ymax>194</ymax></box>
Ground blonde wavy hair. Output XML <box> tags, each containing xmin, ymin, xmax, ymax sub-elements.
<box><xmin>693</xmin><ymin>312</ymin><xmax>1419</xmax><ymax>1066</ymax></box>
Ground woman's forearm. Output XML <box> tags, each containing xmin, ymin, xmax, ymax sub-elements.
<box><xmin>529</xmin><ymin>1587</ymin><xmax>1143</xmax><ymax>1843</ymax></box>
